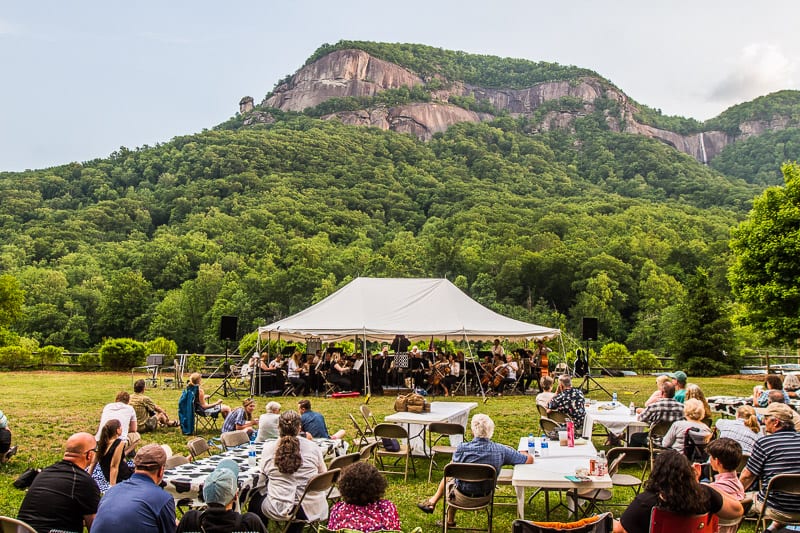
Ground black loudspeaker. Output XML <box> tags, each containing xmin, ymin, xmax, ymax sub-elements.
<box><xmin>581</xmin><ymin>317</ymin><xmax>598</xmax><ymax>341</ymax></box>
<box><xmin>219</xmin><ymin>315</ymin><xmax>238</xmax><ymax>341</ymax></box>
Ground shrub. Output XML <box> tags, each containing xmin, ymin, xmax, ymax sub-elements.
<box><xmin>598</xmin><ymin>342</ymin><xmax>631</xmax><ymax>369</ymax></box>
<box><xmin>38</xmin><ymin>345</ymin><xmax>65</xmax><ymax>365</ymax></box>
<box><xmin>77</xmin><ymin>352</ymin><xmax>100</xmax><ymax>369</ymax></box>
<box><xmin>684</xmin><ymin>356</ymin><xmax>734</xmax><ymax>377</ymax></box>
<box><xmin>0</xmin><ymin>345</ymin><xmax>33</xmax><ymax>369</ymax></box>
<box><xmin>186</xmin><ymin>354</ymin><xmax>206</xmax><ymax>372</ymax></box>
<box><xmin>99</xmin><ymin>338</ymin><xmax>147</xmax><ymax>370</ymax></box>
<box><xmin>630</xmin><ymin>350</ymin><xmax>661</xmax><ymax>374</ymax></box>
<box><xmin>145</xmin><ymin>337</ymin><xmax>177</xmax><ymax>358</ymax></box>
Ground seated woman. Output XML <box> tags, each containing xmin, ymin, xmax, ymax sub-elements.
<box><xmin>644</xmin><ymin>375</ymin><xmax>671</xmax><ymax>406</ymax></box>
<box><xmin>613</xmin><ymin>450</ymin><xmax>743</xmax><ymax>533</ymax></box>
<box><xmin>91</xmin><ymin>419</ymin><xmax>132</xmax><ymax>488</ymax></box>
<box><xmin>685</xmin><ymin>383</ymin><xmax>713</xmax><ymax>422</ymax></box>
<box><xmin>783</xmin><ymin>372</ymin><xmax>800</xmax><ymax>399</ymax></box>
<box><xmin>327</xmin><ymin>462</ymin><xmax>401</xmax><ymax>532</ymax></box>
<box><xmin>661</xmin><ymin>398</ymin><xmax>712</xmax><ymax>453</ymax></box>
<box><xmin>715</xmin><ymin>404</ymin><xmax>762</xmax><ymax>455</ymax></box>
<box><xmin>254</xmin><ymin>410</ymin><xmax>327</xmax><ymax>533</ymax></box>
<box><xmin>753</xmin><ymin>374</ymin><xmax>789</xmax><ymax>407</ymax></box>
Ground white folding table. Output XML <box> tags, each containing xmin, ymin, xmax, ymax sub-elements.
<box><xmin>384</xmin><ymin>401</ymin><xmax>477</xmax><ymax>456</ymax></box>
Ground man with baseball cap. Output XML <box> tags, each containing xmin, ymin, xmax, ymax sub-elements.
<box><xmin>176</xmin><ymin>459</ymin><xmax>266</xmax><ymax>533</ymax></box>
<box><xmin>740</xmin><ymin>402</ymin><xmax>800</xmax><ymax>529</ymax></box>
<box><xmin>669</xmin><ymin>371</ymin><xmax>688</xmax><ymax>403</ymax></box>
<box><xmin>92</xmin><ymin>443</ymin><xmax>176</xmax><ymax>533</ymax></box>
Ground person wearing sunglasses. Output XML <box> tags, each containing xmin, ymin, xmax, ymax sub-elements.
<box><xmin>18</xmin><ymin>432</ymin><xmax>102</xmax><ymax>533</ymax></box>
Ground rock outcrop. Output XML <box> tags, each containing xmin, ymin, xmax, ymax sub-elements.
<box><xmin>261</xmin><ymin>49</ymin><xmax>794</xmax><ymax>163</ymax></box>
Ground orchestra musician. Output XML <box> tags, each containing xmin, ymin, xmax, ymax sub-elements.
<box><xmin>287</xmin><ymin>351</ymin><xmax>307</xmax><ymax>395</ymax></box>
<box><xmin>428</xmin><ymin>353</ymin><xmax>451</xmax><ymax>396</ymax></box>
<box><xmin>442</xmin><ymin>353</ymin><xmax>461</xmax><ymax>397</ymax></box>
<box><xmin>531</xmin><ymin>339</ymin><xmax>552</xmax><ymax>393</ymax></box>
<box><xmin>410</xmin><ymin>346</ymin><xmax>429</xmax><ymax>389</ymax></box>
<box><xmin>491</xmin><ymin>338</ymin><xmax>505</xmax><ymax>359</ymax></box>
<box><xmin>492</xmin><ymin>354</ymin><xmax>518</xmax><ymax>395</ymax></box>
<box><xmin>328</xmin><ymin>352</ymin><xmax>353</xmax><ymax>391</ymax></box>
<box><xmin>267</xmin><ymin>354</ymin><xmax>285</xmax><ymax>370</ymax></box>
<box><xmin>479</xmin><ymin>354</ymin><xmax>495</xmax><ymax>390</ymax></box>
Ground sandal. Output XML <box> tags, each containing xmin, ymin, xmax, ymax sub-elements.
<box><xmin>417</xmin><ymin>501</ymin><xmax>435</xmax><ymax>514</ymax></box>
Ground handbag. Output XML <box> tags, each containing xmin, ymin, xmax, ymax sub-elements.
<box><xmin>394</xmin><ymin>394</ymin><xmax>408</xmax><ymax>412</ymax></box>
<box><xmin>381</xmin><ymin>437</ymin><xmax>401</xmax><ymax>452</ymax></box>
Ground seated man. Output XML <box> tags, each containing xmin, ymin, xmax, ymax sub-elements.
<box><xmin>740</xmin><ymin>402</ymin><xmax>800</xmax><ymax>531</ymax></box>
<box><xmin>92</xmin><ymin>444</ymin><xmax>176</xmax><ymax>533</ymax></box>
<box><xmin>417</xmin><ymin>414</ymin><xmax>532</xmax><ymax>527</ymax></box>
<box><xmin>96</xmin><ymin>391</ymin><xmax>140</xmax><ymax>457</ymax></box>
<box><xmin>297</xmin><ymin>399</ymin><xmax>345</xmax><ymax>440</ymax></box>
<box><xmin>18</xmin><ymin>432</ymin><xmax>102</xmax><ymax>533</ymax></box>
<box><xmin>0</xmin><ymin>407</ymin><xmax>17</xmax><ymax>463</ymax></box>
<box><xmin>766</xmin><ymin>389</ymin><xmax>800</xmax><ymax>430</ymax></box>
<box><xmin>177</xmin><ymin>459</ymin><xmax>266</xmax><ymax>533</ymax></box>
<box><xmin>130</xmin><ymin>379</ymin><xmax>179</xmax><ymax>432</ymax></box>
<box><xmin>547</xmin><ymin>374</ymin><xmax>586</xmax><ymax>429</ymax></box>
<box><xmin>629</xmin><ymin>381</ymin><xmax>685</xmax><ymax>447</ymax></box>
<box><xmin>221</xmin><ymin>397</ymin><xmax>258</xmax><ymax>435</ymax></box>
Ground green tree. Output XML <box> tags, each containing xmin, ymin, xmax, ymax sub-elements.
<box><xmin>0</xmin><ymin>274</ymin><xmax>24</xmax><ymax>327</ymax></box>
<box><xmin>729</xmin><ymin>162</ymin><xmax>800</xmax><ymax>345</ymax></box>
<box><xmin>97</xmin><ymin>270</ymin><xmax>154</xmax><ymax>339</ymax></box>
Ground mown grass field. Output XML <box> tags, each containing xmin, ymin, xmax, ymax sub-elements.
<box><xmin>0</xmin><ymin>372</ymin><xmax>761</xmax><ymax>531</ymax></box>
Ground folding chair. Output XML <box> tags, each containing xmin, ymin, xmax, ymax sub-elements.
<box><xmin>512</xmin><ymin>512</ymin><xmax>613</xmax><ymax>533</ymax></box>
<box><xmin>358</xmin><ymin>440</ymin><xmax>379</xmax><ymax>463</ymax></box>
<box><xmin>373</xmin><ymin>423</ymin><xmax>416</xmax><ymax>481</ymax></box>
<box><xmin>606</xmin><ymin>447</ymin><xmax>649</xmax><ymax>498</ymax></box>
<box><xmin>547</xmin><ymin>411</ymin><xmax>572</xmax><ymax>426</ymax></box>
<box><xmin>165</xmin><ymin>454</ymin><xmax>190</xmax><ymax>469</ymax></box>
<box><xmin>347</xmin><ymin>413</ymin><xmax>378</xmax><ymax>451</ymax></box>
<box><xmin>647</xmin><ymin>421</ymin><xmax>672</xmax><ymax>470</ymax></box>
<box><xmin>326</xmin><ymin>453</ymin><xmax>360</xmax><ymax>502</ymax></box>
<box><xmin>442</xmin><ymin>462</ymin><xmax>496</xmax><ymax>533</ymax></box>
<box><xmin>536</xmin><ymin>404</ymin><xmax>549</xmax><ymax>419</ymax></box>
<box><xmin>194</xmin><ymin>407</ymin><xmax>220</xmax><ymax>434</ymax></box>
<box><xmin>649</xmin><ymin>508</ymin><xmax>719</xmax><ymax>533</ymax></box>
<box><xmin>0</xmin><ymin>516</ymin><xmax>38</xmax><ymax>533</ymax></box>
<box><xmin>186</xmin><ymin>437</ymin><xmax>214</xmax><ymax>460</ymax></box>
<box><xmin>131</xmin><ymin>354</ymin><xmax>164</xmax><ymax>388</ymax></box>
<box><xmin>270</xmin><ymin>469</ymin><xmax>340</xmax><ymax>533</ymax></box>
<box><xmin>427</xmin><ymin>422</ymin><xmax>464</xmax><ymax>482</ymax></box>
<box><xmin>281</xmin><ymin>370</ymin><xmax>298</xmax><ymax>397</ymax></box>
<box><xmin>220</xmin><ymin>429</ymin><xmax>250</xmax><ymax>450</ymax></box>
<box><xmin>359</xmin><ymin>404</ymin><xmax>378</xmax><ymax>434</ymax></box>
<box><xmin>540</xmin><ymin>417</ymin><xmax>563</xmax><ymax>437</ymax></box>
<box><xmin>753</xmin><ymin>473</ymin><xmax>800</xmax><ymax>533</ymax></box>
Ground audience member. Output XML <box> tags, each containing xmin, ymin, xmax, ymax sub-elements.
<box><xmin>417</xmin><ymin>414</ymin><xmax>532</xmax><ymax>527</ymax></box>
<box><xmin>766</xmin><ymin>389</ymin><xmax>800</xmax><ymax>431</ymax></box>
<box><xmin>92</xmin><ymin>444</ymin><xmax>176</xmax><ymax>533</ymax></box>
<box><xmin>671</xmin><ymin>370</ymin><xmax>688</xmax><ymax>403</ymax></box>
<box><xmin>715</xmin><ymin>405</ymin><xmax>762</xmax><ymax>455</ymax></box>
<box><xmin>613</xmin><ymin>450</ymin><xmax>742</xmax><ymax>533</ymax></box>
<box><xmin>547</xmin><ymin>374</ymin><xmax>586</xmax><ymax>429</ymax></box>
<box><xmin>685</xmin><ymin>383</ymin><xmax>713</xmax><ymax>421</ymax></box>
<box><xmin>177</xmin><ymin>458</ymin><xmax>266</xmax><ymax>533</ymax></box>
<box><xmin>130</xmin><ymin>379</ymin><xmax>179</xmax><ymax>432</ymax></box>
<box><xmin>0</xmin><ymin>408</ymin><xmax>17</xmax><ymax>463</ymax></box>
<box><xmin>17</xmin><ymin>432</ymin><xmax>101</xmax><ymax>533</ymax></box>
<box><xmin>629</xmin><ymin>381</ymin><xmax>684</xmax><ymax>447</ymax></box>
<box><xmin>251</xmin><ymin>410</ymin><xmax>328</xmax><ymax>533</ymax></box>
<box><xmin>96</xmin><ymin>391</ymin><xmax>140</xmax><ymax>457</ymax></box>
<box><xmin>190</xmin><ymin>373</ymin><xmax>232</xmax><ymax>418</ymax></box>
<box><xmin>222</xmin><ymin>397</ymin><xmax>257</xmax><ymax>435</ymax></box>
<box><xmin>661</xmin><ymin>398</ymin><xmax>712</xmax><ymax>453</ymax></box>
<box><xmin>535</xmin><ymin>375</ymin><xmax>555</xmax><ymax>408</ymax></box>
<box><xmin>91</xmin><ymin>419</ymin><xmax>133</xmax><ymax>487</ymax></box>
<box><xmin>644</xmin><ymin>375</ymin><xmax>670</xmax><ymax>407</ymax></box>
<box><xmin>739</xmin><ymin>402</ymin><xmax>800</xmax><ymax>531</ymax></box>
<box><xmin>753</xmin><ymin>374</ymin><xmax>789</xmax><ymax>407</ymax></box>
<box><xmin>783</xmin><ymin>372</ymin><xmax>800</xmax><ymax>399</ymax></box>
<box><xmin>298</xmin><ymin>399</ymin><xmax>345</xmax><ymax>440</ymax></box>
<box><xmin>705</xmin><ymin>438</ymin><xmax>746</xmax><ymax>533</ymax></box>
<box><xmin>256</xmin><ymin>401</ymin><xmax>281</xmax><ymax>442</ymax></box>
<box><xmin>328</xmin><ymin>462</ymin><xmax>401</xmax><ymax>532</ymax></box>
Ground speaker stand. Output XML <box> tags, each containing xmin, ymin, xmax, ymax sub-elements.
<box><xmin>211</xmin><ymin>340</ymin><xmax>239</xmax><ymax>398</ymax></box>
<box><xmin>577</xmin><ymin>339</ymin><xmax>612</xmax><ymax>398</ymax></box>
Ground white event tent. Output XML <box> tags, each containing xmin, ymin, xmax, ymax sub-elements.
<box><xmin>257</xmin><ymin>277</ymin><xmax>561</xmax><ymax>343</ymax></box>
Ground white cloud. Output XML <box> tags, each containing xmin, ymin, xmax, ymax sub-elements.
<box><xmin>709</xmin><ymin>43</ymin><xmax>798</xmax><ymax>103</ymax></box>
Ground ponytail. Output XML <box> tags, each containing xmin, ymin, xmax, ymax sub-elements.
<box><xmin>737</xmin><ymin>405</ymin><xmax>760</xmax><ymax>434</ymax></box>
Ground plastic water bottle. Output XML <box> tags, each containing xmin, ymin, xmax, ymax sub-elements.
<box><xmin>528</xmin><ymin>433</ymin><xmax>535</xmax><ymax>455</ymax></box>
<box><xmin>612</xmin><ymin>392</ymin><xmax>618</xmax><ymax>406</ymax></box>
<box><xmin>247</xmin><ymin>442</ymin><xmax>256</xmax><ymax>467</ymax></box>
<box><xmin>540</xmin><ymin>433</ymin><xmax>549</xmax><ymax>458</ymax></box>
<box><xmin>629</xmin><ymin>401</ymin><xmax>636</xmax><ymax>416</ymax></box>
<box><xmin>596</xmin><ymin>450</ymin><xmax>607</xmax><ymax>476</ymax></box>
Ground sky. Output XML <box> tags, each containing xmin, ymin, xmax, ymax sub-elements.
<box><xmin>1</xmin><ymin>1</ymin><xmax>799</xmax><ymax>172</ymax></box>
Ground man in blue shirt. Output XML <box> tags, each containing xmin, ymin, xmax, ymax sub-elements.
<box><xmin>417</xmin><ymin>414</ymin><xmax>532</xmax><ymax>527</ymax></box>
<box><xmin>297</xmin><ymin>399</ymin><xmax>345</xmax><ymax>440</ymax></box>
<box><xmin>92</xmin><ymin>443</ymin><xmax>176</xmax><ymax>533</ymax></box>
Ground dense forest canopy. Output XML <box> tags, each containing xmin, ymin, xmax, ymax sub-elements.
<box><xmin>0</xmin><ymin>41</ymin><xmax>795</xmax><ymax>369</ymax></box>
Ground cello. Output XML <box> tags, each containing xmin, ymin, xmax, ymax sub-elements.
<box><xmin>480</xmin><ymin>361</ymin><xmax>494</xmax><ymax>388</ymax></box>
<box><xmin>492</xmin><ymin>363</ymin><xmax>510</xmax><ymax>389</ymax></box>
<box><xmin>429</xmin><ymin>360</ymin><xmax>450</xmax><ymax>388</ymax></box>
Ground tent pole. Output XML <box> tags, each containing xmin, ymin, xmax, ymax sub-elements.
<box><xmin>463</xmin><ymin>330</ymin><xmax>487</xmax><ymax>403</ymax></box>
<box><xmin>362</xmin><ymin>331</ymin><xmax>369</xmax><ymax>401</ymax></box>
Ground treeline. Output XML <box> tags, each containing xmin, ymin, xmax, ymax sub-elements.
<box><xmin>0</xmin><ymin>102</ymin><xmax>766</xmax><ymax>369</ymax></box>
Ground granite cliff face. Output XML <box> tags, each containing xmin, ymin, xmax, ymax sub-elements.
<box><xmin>260</xmin><ymin>49</ymin><xmax>790</xmax><ymax>163</ymax></box>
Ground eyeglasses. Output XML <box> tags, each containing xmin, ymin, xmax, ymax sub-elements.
<box><xmin>84</xmin><ymin>446</ymin><xmax>98</xmax><ymax>458</ymax></box>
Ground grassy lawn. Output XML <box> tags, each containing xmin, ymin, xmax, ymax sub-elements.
<box><xmin>0</xmin><ymin>372</ymin><xmax>760</xmax><ymax>530</ymax></box>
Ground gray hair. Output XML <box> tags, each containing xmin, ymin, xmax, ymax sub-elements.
<box><xmin>558</xmin><ymin>374</ymin><xmax>572</xmax><ymax>388</ymax></box>
<box><xmin>683</xmin><ymin>398</ymin><xmax>705</xmax><ymax>421</ymax></box>
<box><xmin>266</xmin><ymin>401</ymin><xmax>281</xmax><ymax>413</ymax></box>
<box><xmin>471</xmin><ymin>414</ymin><xmax>495</xmax><ymax>439</ymax></box>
